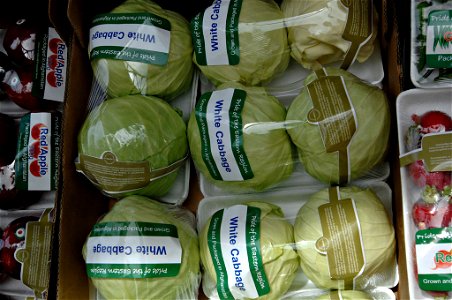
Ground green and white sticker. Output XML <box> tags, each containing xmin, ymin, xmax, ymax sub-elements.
<box><xmin>207</xmin><ymin>205</ymin><xmax>270</xmax><ymax>299</ymax></box>
<box><xmin>86</xmin><ymin>222</ymin><xmax>182</xmax><ymax>279</ymax></box>
<box><xmin>426</xmin><ymin>10</ymin><xmax>452</xmax><ymax>69</ymax></box>
<box><xmin>89</xmin><ymin>13</ymin><xmax>171</xmax><ymax>65</ymax></box>
<box><xmin>415</xmin><ymin>228</ymin><xmax>452</xmax><ymax>292</ymax></box>
<box><xmin>15</xmin><ymin>112</ymin><xmax>61</xmax><ymax>191</ymax></box>
<box><xmin>195</xmin><ymin>88</ymin><xmax>253</xmax><ymax>181</ymax></box>
<box><xmin>191</xmin><ymin>0</ymin><xmax>241</xmax><ymax>65</ymax></box>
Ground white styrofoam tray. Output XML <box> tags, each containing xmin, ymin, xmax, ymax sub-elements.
<box><xmin>396</xmin><ymin>88</ymin><xmax>452</xmax><ymax>300</ymax></box>
<box><xmin>197</xmin><ymin>181</ymin><xmax>399</xmax><ymax>299</ymax></box>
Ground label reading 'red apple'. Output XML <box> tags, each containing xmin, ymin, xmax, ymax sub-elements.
<box><xmin>15</xmin><ymin>112</ymin><xmax>61</xmax><ymax>191</ymax></box>
<box><xmin>32</xmin><ymin>27</ymin><xmax>68</xmax><ymax>102</ymax></box>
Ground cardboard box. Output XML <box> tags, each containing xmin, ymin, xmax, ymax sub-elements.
<box><xmin>50</xmin><ymin>0</ymin><xmax>411</xmax><ymax>299</ymax></box>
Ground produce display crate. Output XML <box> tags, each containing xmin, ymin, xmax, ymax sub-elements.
<box><xmin>0</xmin><ymin>0</ymin><xmax>422</xmax><ymax>299</ymax></box>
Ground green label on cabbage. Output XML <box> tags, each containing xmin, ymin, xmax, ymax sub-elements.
<box><xmin>317</xmin><ymin>187</ymin><xmax>365</xmax><ymax>290</ymax></box>
<box><xmin>195</xmin><ymin>88</ymin><xmax>253</xmax><ymax>181</ymax></box>
<box><xmin>426</xmin><ymin>10</ymin><xmax>452</xmax><ymax>68</ymax></box>
<box><xmin>415</xmin><ymin>228</ymin><xmax>452</xmax><ymax>292</ymax></box>
<box><xmin>89</xmin><ymin>13</ymin><xmax>171</xmax><ymax>65</ymax></box>
<box><xmin>340</xmin><ymin>0</ymin><xmax>373</xmax><ymax>69</ymax></box>
<box><xmin>208</xmin><ymin>205</ymin><xmax>270</xmax><ymax>299</ymax></box>
<box><xmin>86</xmin><ymin>222</ymin><xmax>182</xmax><ymax>279</ymax></box>
<box><xmin>306</xmin><ymin>70</ymin><xmax>357</xmax><ymax>185</ymax></box>
<box><xmin>191</xmin><ymin>0</ymin><xmax>241</xmax><ymax>65</ymax></box>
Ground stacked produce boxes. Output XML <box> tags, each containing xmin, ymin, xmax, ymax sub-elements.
<box><xmin>0</xmin><ymin>1</ymin><xmax>69</xmax><ymax>298</ymax></box>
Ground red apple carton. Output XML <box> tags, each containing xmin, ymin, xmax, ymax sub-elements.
<box><xmin>0</xmin><ymin>208</ymin><xmax>54</xmax><ymax>299</ymax></box>
<box><xmin>14</xmin><ymin>111</ymin><xmax>61</xmax><ymax>191</ymax></box>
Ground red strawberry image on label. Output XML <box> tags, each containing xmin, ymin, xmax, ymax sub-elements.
<box><xmin>29</xmin><ymin>141</ymin><xmax>41</xmax><ymax>158</ymax></box>
<box><xmin>31</xmin><ymin>123</ymin><xmax>45</xmax><ymax>140</ymax></box>
<box><xmin>47</xmin><ymin>54</ymin><xmax>58</xmax><ymax>70</ymax></box>
<box><xmin>29</xmin><ymin>160</ymin><xmax>41</xmax><ymax>177</ymax></box>
<box><xmin>433</xmin><ymin>249</ymin><xmax>452</xmax><ymax>270</ymax></box>
<box><xmin>46</xmin><ymin>71</ymin><xmax>57</xmax><ymax>88</ymax></box>
<box><xmin>49</xmin><ymin>38</ymin><xmax>63</xmax><ymax>54</ymax></box>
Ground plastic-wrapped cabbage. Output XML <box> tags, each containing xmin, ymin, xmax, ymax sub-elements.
<box><xmin>77</xmin><ymin>95</ymin><xmax>187</xmax><ymax>198</ymax></box>
<box><xmin>294</xmin><ymin>186</ymin><xmax>396</xmax><ymax>290</ymax></box>
<box><xmin>316</xmin><ymin>290</ymin><xmax>373</xmax><ymax>300</ymax></box>
<box><xmin>200</xmin><ymin>202</ymin><xmax>299</xmax><ymax>300</ymax></box>
<box><xmin>188</xmin><ymin>82</ymin><xmax>293</xmax><ymax>192</ymax></box>
<box><xmin>286</xmin><ymin>67</ymin><xmax>390</xmax><ymax>185</ymax></box>
<box><xmin>191</xmin><ymin>0</ymin><xmax>289</xmax><ymax>86</ymax></box>
<box><xmin>281</xmin><ymin>0</ymin><xmax>378</xmax><ymax>70</ymax></box>
<box><xmin>82</xmin><ymin>196</ymin><xmax>200</xmax><ymax>299</ymax></box>
<box><xmin>89</xmin><ymin>0</ymin><xmax>194</xmax><ymax>100</ymax></box>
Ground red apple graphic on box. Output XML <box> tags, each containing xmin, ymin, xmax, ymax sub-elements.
<box><xmin>31</xmin><ymin>122</ymin><xmax>45</xmax><ymax>140</ymax></box>
<box><xmin>49</xmin><ymin>38</ymin><xmax>63</xmax><ymax>54</ymax></box>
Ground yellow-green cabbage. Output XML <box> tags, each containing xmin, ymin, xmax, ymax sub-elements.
<box><xmin>193</xmin><ymin>0</ymin><xmax>289</xmax><ymax>86</ymax></box>
<box><xmin>91</xmin><ymin>0</ymin><xmax>194</xmax><ymax>100</ymax></box>
<box><xmin>200</xmin><ymin>202</ymin><xmax>299</xmax><ymax>299</ymax></box>
<box><xmin>281</xmin><ymin>0</ymin><xmax>378</xmax><ymax>70</ymax></box>
<box><xmin>78</xmin><ymin>95</ymin><xmax>187</xmax><ymax>198</ymax></box>
<box><xmin>286</xmin><ymin>68</ymin><xmax>390</xmax><ymax>184</ymax></box>
<box><xmin>188</xmin><ymin>82</ymin><xmax>294</xmax><ymax>192</ymax></box>
<box><xmin>82</xmin><ymin>196</ymin><xmax>200</xmax><ymax>299</ymax></box>
<box><xmin>294</xmin><ymin>187</ymin><xmax>396</xmax><ymax>290</ymax></box>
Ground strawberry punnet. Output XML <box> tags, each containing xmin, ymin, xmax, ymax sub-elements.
<box><xmin>409</xmin><ymin>160</ymin><xmax>452</xmax><ymax>191</ymax></box>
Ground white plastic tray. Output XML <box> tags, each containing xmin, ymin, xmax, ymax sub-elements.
<box><xmin>197</xmin><ymin>181</ymin><xmax>399</xmax><ymax>297</ymax></box>
<box><xmin>396</xmin><ymin>88</ymin><xmax>452</xmax><ymax>300</ymax></box>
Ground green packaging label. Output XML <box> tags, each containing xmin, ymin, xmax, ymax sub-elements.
<box><xmin>415</xmin><ymin>228</ymin><xmax>452</xmax><ymax>291</ymax></box>
<box><xmin>307</xmin><ymin>69</ymin><xmax>357</xmax><ymax>185</ymax></box>
<box><xmin>195</xmin><ymin>88</ymin><xmax>253</xmax><ymax>181</ymax></box>
<box><xmin>86</xmin><ymin>222</ymin><xmax>182</xmax><ymax>279</ymax></box>
<box><xmin>208</xmin><ymin>205</ymin><xmax>270</xmax><ymax>299</ymax></box>
<box><xmin>400</xmin><ymin>132</ymin><xmax>452</xmax><ymax>171</ymax></box>
<box><xmin>317</xmin><ymin>187</ymin><xmax>365</xmax><ymax>290</ymax></box>
<box><xmin>426</xmin><ymin>10</ymin><xmax>452</xmax><ymax>69</ymax></box>
<box><xmin>340</xmin><ymin>0</ymin><xmax>373</xmax><ymax>69</ymax></box>
<box><xmin>15</xmin><ymin>209</ymin><xmax>54</xmax><ymax>299</ymax></box>
<box><xmin>191</xmin><ymin>0</ymin><xmax>241</xmax><ymax>65</ymax></box>
<box><xmin>15</xmin><ymin>112</ymin><xmax>61</xmax><ymax>191</ymax></box>
<box><xmin>89</xmin><ymin>13</ymin><xmax>171</xmax><ymax>65</ymax></box>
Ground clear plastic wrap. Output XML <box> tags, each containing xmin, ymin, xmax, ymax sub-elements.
<box><xmin>197</xmin><ymin>182</ymin><xmax>398</xmax><ymax>299</ymax></box>
<box><xmin>190</xmin><ymin>67</ymin><xmax>391</xmax><ymax>196</ymax></box>
<box><xmin>76</xmin><ymin>94</ymin><xmax>189</xmax><ymax>202</ymax></box>
<box><xmin>396</xmin><ymin>88</ymin><xmax>452</xmax><ymax>300</ymax></box>
<box><xmin>410</xmin><ymin>0</ymin><xmax>452</xmax><ymax>89</ymax></box>
<box><xmin>191</xmin><ymin>0</ymin><xmax>290</xmax><ymax>86</ymax></box>
<box><xmin>88</xmin><ymin>0</ymin><xmax>194</xmax><ymax>100</ymax></box>
<box><xmin>281</xmin><ymin>0</ymin><xmax>378</xmax><ymax>71</ymax></box>
<box><xmin>82</xmin><ymin>196</ymin><xmax>201</xmax><ymax>300</ymax></box>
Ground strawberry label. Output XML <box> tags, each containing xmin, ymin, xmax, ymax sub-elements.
<box><xmin>400</xmin><ymin>132</ymin><xmax>452</xmax><ymax>172</ymax></box>
<box><xmin>15</xmin><ymin>112</ymin><xmax>61</xmax><ymax>191</ymax></box>
<box><xmin>32</xmin><ymin>27</ymin><xmax>67</xmax><ymax>102</ymax></box>
<box><xmin>416</xmin><ymin>227</ymin><xmax>452</xmax><ymax>292</ymax></box>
